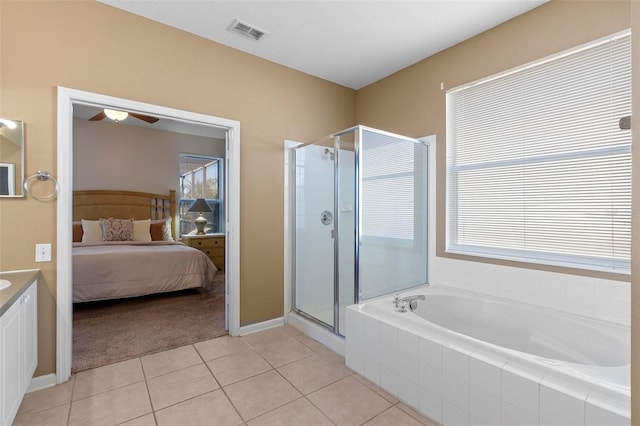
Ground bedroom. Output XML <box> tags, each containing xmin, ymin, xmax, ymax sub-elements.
<box><xmin>0</xmin><ymin>0</ymin><xmax>638</xmax><ymax>420</ymax></box>
<box><xmin>70</xmin><ymin>106</ymin><xmax>228</xmax><ymax>371</ymax></box>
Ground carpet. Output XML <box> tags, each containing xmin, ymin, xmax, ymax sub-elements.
<box><xmin>72</xmin><ymin>273</ymin><xmax>226</xmax><ymax>373</ymax></box>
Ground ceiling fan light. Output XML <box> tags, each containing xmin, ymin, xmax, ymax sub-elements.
<box><xmin>104</xmin><ymin>109</ymin><xmax>129</xmax><ymax>122</ymax></box>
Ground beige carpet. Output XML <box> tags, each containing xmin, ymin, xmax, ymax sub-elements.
<box><xmin>72</xmin><ymin>274</ymin><xmax>226</xmax><ymax>373</ymax></box>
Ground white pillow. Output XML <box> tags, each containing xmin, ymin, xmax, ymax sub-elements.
<box><xmin>81</xmin><ymin>219</ymin><xmax>103</xmax><ymax>243</ymax></box>
<box><xmin>133</xmin><ymin>219</ymin><xmax>152</xmax><ymax>242</ymax></box>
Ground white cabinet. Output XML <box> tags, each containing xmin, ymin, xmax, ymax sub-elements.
<box><xmin>0</xmin><ymin>280</ymin><xmax>37</xmax><ymax>426</ymax></box>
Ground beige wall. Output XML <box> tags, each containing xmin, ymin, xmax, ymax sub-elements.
<box><xmin>356</xmin><ymin>0</ymin><xmax>630</xmax><ymax>280</ymax></box>
<box><xmin>0</xmin><ymin>1</ymin><xmax>356</xmax><ymax>376</ymax></box>
<box><xmin>73</xmin><ymin>119</ymin><xmax>225</xmax><ymax>194</ymax></box>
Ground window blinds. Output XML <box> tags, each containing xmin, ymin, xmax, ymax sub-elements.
<box><xmin>446</xmin><ymin>31</ymin><xmax>631</xmax><ymax>273</ymax></box>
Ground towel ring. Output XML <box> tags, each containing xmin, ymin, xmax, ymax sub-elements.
<box><xmin>24</xmin><ymin>171</ymin><xmax>59</xmax><ymax>200</ymax></box>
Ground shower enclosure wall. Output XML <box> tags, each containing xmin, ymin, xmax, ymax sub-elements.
<box><xmin>292</xmin><ymin>126</ymin><xmax>429</xmax><ymax>336</ymax></box>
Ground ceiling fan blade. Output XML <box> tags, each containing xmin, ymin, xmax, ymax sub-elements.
<box><xmin>88</xmin><ymin>111</ymin><xmax>106</xmax><ymax>121</ymax></box>
<box><xmin>130</xmin><ymin>113</ymin><xmax>159</xmax><ymax>123</ymax></box>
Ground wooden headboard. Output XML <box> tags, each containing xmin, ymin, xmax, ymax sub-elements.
<box><xmin>73</xmin><ymin>190</ymin><xmax>177</xmax><ymax>239</ymax></box>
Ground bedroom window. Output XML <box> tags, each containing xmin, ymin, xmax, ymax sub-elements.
<box><xmin>446</xmin><ymin>30</ymin><xmax>631</xmax><ymax>273</ymax></box>
<box><xmin>179</xmin><ymin>154</ymin><xmax>223</xmax><ymax>236</ymax></box>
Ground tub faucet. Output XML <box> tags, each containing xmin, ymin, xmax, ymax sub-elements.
<box><xmin>393</xmin><ymin>294</ymin><xmax>426</xmax><ymax>312</ymax></box>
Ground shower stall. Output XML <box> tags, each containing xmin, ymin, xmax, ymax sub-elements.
<box><xmin>291</xmin><ymin>125</ymin><xmax>429</xmax><ymax>336</ymax></box>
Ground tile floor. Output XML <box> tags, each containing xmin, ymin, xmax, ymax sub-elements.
<box><xmin>13</xmin><ymin>325</ymin><xmax>439</xmax><ymax>426</ymax></box>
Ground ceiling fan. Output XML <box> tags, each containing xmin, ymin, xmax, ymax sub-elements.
<box><xmin>89</xmin><ymin>109</ymin><xmax>159</xmax><ymax>124</ymax></box>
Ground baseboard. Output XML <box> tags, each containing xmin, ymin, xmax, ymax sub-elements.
<box><xmin>27</xmin><ymin>373</ymin><xmax>58</xmax><ymax>393</ymax></box>
<box><xmin>287</xmin><ymin>311</ymin><xmax>345</xmax><ymax>356</ymax></box>
<box><xmin>238</xmin><ymin>316</ymin><xmax>284</xmax><ymax>336</ymax></box>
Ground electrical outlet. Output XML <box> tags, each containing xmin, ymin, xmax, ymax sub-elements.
<box><xmin>35</xmin><ymin>243</ymin><xmax>51</xmax><ymax>262</ymax></box>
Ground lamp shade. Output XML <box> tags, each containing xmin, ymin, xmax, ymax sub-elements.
<box><xmin>187</xmin><ymin>198</ymin><xmax>212</xmax><ymax>213</ymax></box>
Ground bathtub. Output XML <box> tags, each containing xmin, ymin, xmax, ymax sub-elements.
<box><xmin>345</xmin><ymin>285</ymin><xmax>630</xmax><ymax>426</ymax></box>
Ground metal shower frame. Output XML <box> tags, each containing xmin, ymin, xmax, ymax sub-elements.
<box><xmin>291</xmin><ymin>125</ymin><xmax>428</xmax><ymax>337</ymax></box>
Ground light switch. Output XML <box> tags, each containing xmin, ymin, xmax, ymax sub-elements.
<box><xmin>35</xmin><ymin>243</ymin><xmax>52</xmax><ymax>262</ymax></box>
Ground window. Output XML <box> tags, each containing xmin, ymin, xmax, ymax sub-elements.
<box><xmin>179</xmin><ymin>154</ymin><xmax>223</xmax><ymax>236</ymax></box>
<box><xmin>446</xmin><ymin>31</ymin><xmax>631</xmax><ymax>273</ymax></box>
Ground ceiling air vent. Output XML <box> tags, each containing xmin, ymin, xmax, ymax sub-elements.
<box><xmin>228</xmin><ymin>19</ymin><xmax>267</xmax><ymax>42</ymax></box>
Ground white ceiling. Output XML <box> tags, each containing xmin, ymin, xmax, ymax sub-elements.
<box><xmin>99</xmin><ymin>0</ymin><xmax>548</xmax><ymax>90</ymax></box>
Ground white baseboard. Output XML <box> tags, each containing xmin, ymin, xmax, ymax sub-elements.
<box><xmin>238</xmin><ymin>316</ymin><xmax>285</xmax><ymax>336</ymax></box>
<box><xmin>287</xmin><ymin>312</ymin><xmax>345</xmax><ymax>356</ymax></box>
<box><xmin>27</xmin><ymin>374</ymin><xmax>58</xmax><ymax>393</ymax></box>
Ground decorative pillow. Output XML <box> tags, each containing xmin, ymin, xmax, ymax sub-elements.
<box><xmin>73</xmin><ymin>221</ymin><xmax>83</xmax><ymax>242</ymax></box>
<box><xmin>81</xmin><ymin>219</ymin><xmax>103</xmax><ymax>243</ymax></box>
<box><xmin>100</xmin><ymin>218</ymin><xmax>134</xmax><ymax>241</ymax></box>
<box><xmin>132</xmin><ymin>219</ymin><xmax>152</xmax><ymax>242</ymax></box>
<box><xmin>150</xmin><ymin>217</ymin><xmax>173</xmax><ymax>241</ymax></box>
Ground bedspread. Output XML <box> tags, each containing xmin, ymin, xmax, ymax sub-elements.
<box><xmin>72</xmin><ymin>241</ymin><xmax>218</xmax><ymax>302</ymax></box>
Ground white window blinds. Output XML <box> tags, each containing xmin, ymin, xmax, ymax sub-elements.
<box><xmin>446</xmin><ymin>31</ymin><xmax>631</xmax><ymax>273</ymax></box>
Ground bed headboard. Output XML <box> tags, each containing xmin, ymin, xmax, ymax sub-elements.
<box><xmin>73</xmin><ymin>190</ymin><xmax>177</xmax><ymax>239</ymax></box>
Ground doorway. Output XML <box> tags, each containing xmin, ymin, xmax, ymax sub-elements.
<box><xmin>56</xmin><ymin>87</ymin><xmax>241</xmax><ymax>384</ymax></box>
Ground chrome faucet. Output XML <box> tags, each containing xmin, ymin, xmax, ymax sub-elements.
<box><xmin>393</xmin><ymin>294</ymin><xmax>426</xmax><ymax>312</ymax></box>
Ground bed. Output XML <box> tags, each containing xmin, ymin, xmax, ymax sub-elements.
<box><xmin>72</xmin><ymin>190</ymin><xmax>218</xmax><ymax>303</ymax></box>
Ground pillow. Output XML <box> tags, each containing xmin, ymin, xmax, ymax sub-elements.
<box><xmin>81</xmin><ymin>219</ymin><xmax>103</xmax><ymax>243</ymax></box>
<box><xmin>150</xmin><ymin>217</ymin><xmax>173</xmax><ymax>241</ymax></box>
<box><xmin>132</xmin><ymin>219</ymin><xmax>152</xmax><ymax>242</ymax></box>
<box><xmin>100</xmin><ymin>218</ymin><xmax>134</xmax><ymax>241</ymax></box>
<box><xmin>73</xmin><ymin>221</ymin><xmax>83</xmax><ymax>242</ymax></box>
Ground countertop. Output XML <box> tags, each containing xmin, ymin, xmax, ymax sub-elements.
<box><xmin>0</xmin><ymin>269</ymin><xmax>39</xmax><ymax>317</ymax></box>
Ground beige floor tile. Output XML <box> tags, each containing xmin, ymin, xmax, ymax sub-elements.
<box><xmin>294</xmin><ymin>333</ymin><xmax>328</xmax><ymax>352</ymax></box>
<box><xmin>141</xmin><ymin>345</ymin><xmax>202</xmax><ymax>378</ymax></box>
<box><xmin>247</xmin><ymin>397</ymin><xmax>333</xmax><ymax>426</ymax></box>
<box><xmin>365</xmin><ymin>406</ymin><xmax>425</xmax><ymax>426</ymax></box>
<box><xmin>307</xmin><ymin>376</ymin><xmax>392</xmax><ymax>426</ymax></box>
<box><xmin>207</xmin><ymin>348</ymin><xmax>272</xmax><ymax>386</ymax></box>
<box><xmin>12</xmin><ymin>403</ymin><xmax>70</xmax><ymax>426</ymax></box>
<box><xmin>194</xmin><ymin>335</ymin><xmax>252</xmax><ymax>361</ymax></box>
<box><xmin>73</xmin><ymin>358</ymin><xmax>144</xmax><ymax>400</ymax></box>
<box><xmin>242</xmin><ymin>326</ymin><xmax>291</xmax><ymax>349</ymax></box>
<box><xmin>254</xmin><ymin>336</ymin><xmax>314</xmax><ymax>367</ymax></box>
<box><xmin>68</xmin><ymin>381</ymin><xmax>152</xmax><ymax>426</ymax></box>
<box><xmin>18</xmin><ymin>376</ymin><xmax>74</xmax><ymax>414</ymax></box>
<box><xmin>147</xmin><ymin>363</ymin><xmax>219</xmax><ymax>410</ymax></box>
<box><xmin>396</xmin><ymin>402</ymin><xmax>440</xmax><ymax>425</ymax></box>
<box><xmin>155</xmin><ymin>390</ymin><xmax>242</xmax><ymax>426</ymax></box>
<box><xmin>280</xmin><ymin>324</ymin><xmax>303</xmax><ymax>337</ymax></box>
<box><xmin>119</xmin><ymin>413</ymin><xmax>157</xmax><ymax>426</ymax></box>
<box><xmin>277</xmin><ymin>354</ymin><xmax>351</xmax><ymax>394</ymax></box>
<box><xmin>318</xmin><ymin>348</ymin><xmax>346</xmax><ymax>366</ymax></box>
<box><xmin>353</xmin><ymin>374</ymin><xmax>400</xmax><ymax>404</ymax></box>
<box><xmin>224</xmin><ymin>370</ymin><xmax>301</xmax><ymax>421</ymax></box>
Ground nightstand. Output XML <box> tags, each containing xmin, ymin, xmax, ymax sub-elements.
<box><xmin>182</xmin><ymin>234</ymin><xmax>225</xmax><ymax>271</ymax></box>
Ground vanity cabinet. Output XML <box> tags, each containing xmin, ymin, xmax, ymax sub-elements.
<box><xmin>1</xmin><ymin>280</ymin><xmax>37</xmax><ymax>426</ymax></box>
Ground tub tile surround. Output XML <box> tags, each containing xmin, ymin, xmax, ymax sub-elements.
<box><xmin>430</xmin><ymin>256</ymin><xmax>630</xmax><ymax>327</ymax></box>
<box><xmin>346</xmin><ymin>303</ymin><xmax>630</xmax><ymax>426</ymax></box>
<box><xmin>14</xmin><ymin>325</ymin><xmax>439</xmax><ymax>426</ymax></box>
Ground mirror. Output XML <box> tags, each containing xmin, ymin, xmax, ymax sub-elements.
<box><xmin>0</xmin><ymin>119</ymin><xmax>24</xmax><ymax>197</ymax></box>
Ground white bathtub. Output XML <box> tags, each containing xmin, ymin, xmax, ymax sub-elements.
<box><xmin>345</xmin><ymin>285</ymin><xmax>630</xmax><ymax>426</ymax></box>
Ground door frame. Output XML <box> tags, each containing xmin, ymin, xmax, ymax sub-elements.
<box><xmin>56</xmin><ymin>87</ymin><xmax>241</xmax><ymax>383</ymax></box>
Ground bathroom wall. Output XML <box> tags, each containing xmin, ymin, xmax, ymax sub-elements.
<box><xmin>357</xmin><ymin>1</ymin><xmax>631</xmax><ymax>325</ymax></box>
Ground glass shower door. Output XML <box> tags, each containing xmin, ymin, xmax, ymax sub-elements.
<box><xmin>358</xmin><ymin>128</ymin><xmax>429</xmax><ymax>300</ymax></box>
<box><xmin>294</xmin><ymin>143</ymin><xmax>335</xmax><ymax>328</ymax></box>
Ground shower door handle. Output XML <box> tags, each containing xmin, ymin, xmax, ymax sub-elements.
<box><xmin>320</xmin><ymin>210</ymin><xmax>333</xmax><ymax>225</ymax></box>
